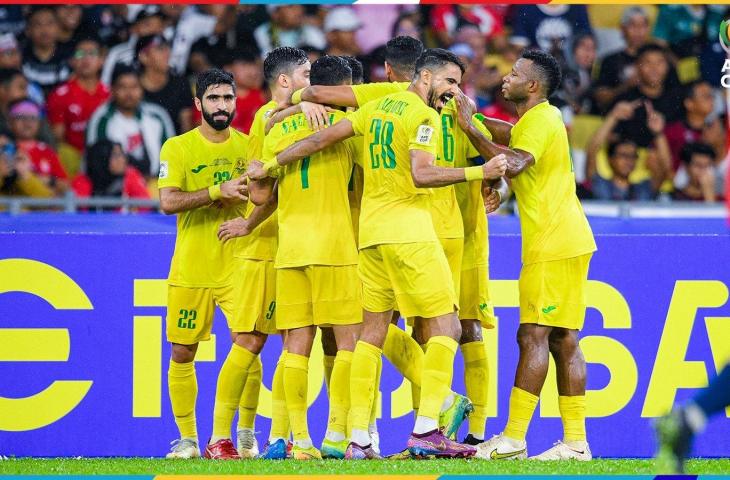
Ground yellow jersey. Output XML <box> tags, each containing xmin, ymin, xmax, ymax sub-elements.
<box><xmin>452</xmin><ymin>114</ymin><xmax>494</xmax><ymax>267</ymax></box>
<box><xmin>236</xmin><ymin>100</ymin><xmax>278</xmax><ymax>261</ymax></box>
<box><xmin>509</xmin><ymin>101</ymin><xmax>596</xmax><ymax>265</ymax></box>
<box><xmin>158</xmin><ymin>128</ymin><xmax>249</xmax><ymax>287</ymax></box>
<box><xmin>352</xmin><ymin>82</ymin><xmax>409</xmax><ymax>107</ymax></box>
<box><xmin>263</xmin><ymin>110</ymin><xmax>358</xmax><ymax>268</ymax></box>
<box><xmin>348</xmin><ymin>90</ymin><xmax>440</xmax><ymax>248</ymax></box>
<box><xmin>431</xmin><ymin>99</ymin><xmax>465</xmax><ymax>240</ymax></box>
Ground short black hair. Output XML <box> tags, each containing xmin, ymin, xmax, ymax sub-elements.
<box><xmin>0</xmin><ymin>68</ymin><xmax>23</xmax><ymax>86</ymax></box>
<box><xmin>415</xmin><ymin>48</ymin><xmax>466</xmax><ymax>78</ymax></box>
<box><xmin>27</xmin><ymin>6</ymin><xmax>57</xmax><ymax>22</ymax></box>
<box><xmin>263</xmin><ymin>47</ymin><xmax>309</xmax><ymax>84</ymax></box>
<box><xmin>225</xmin><ymin>48</ymin><xmax>259</xmax><ymax>66</ymax></box>
<box><xmin>683</xmin><ymin>79</ymin><xmax>711</xmax><ymax>100</ymax></box>
<box><xmin>310</xmin><ymin>55</ymin><xmax>352</xmax><ymax>87</ymax></box>
<box><xmin>111</xmin><ymin>64</ymin><xmax>140</xmax><ymax>87</ymax></box>
<box><xmin>385</xmin><ymin>36</ymin><xmax>424</xmax><ymax>77</ymax></box>
<box><xmin>607</xmin><ymin>139</ymin><xmax>637</xmax><ymax>158</ymax></box>
<box><xmin>521</xmin><ymin>49</ymin><xmax>562</xmax><ymax>98</ymax></box>
<box><xmin>636</xmin><ymin>43</ymin><xmax>667</xmax><ymax>60</ymax></box>
<box><xmin>341</xmin><ymin>56</ymin><xmax>363</xmax><ymax>84</ymax></box>
<box><xmin>680</xmin><ymin>142</ymin><xmax>716</xmax><ymax>165</ymax></box>
<box><xmin>195</xmin><ymin>68</ymin><xmax>235</xmax><ymax>100</ymax></box>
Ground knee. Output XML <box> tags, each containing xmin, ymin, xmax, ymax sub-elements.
<box><xmin>233</xmin><ymin>331</ymin><xmax>267</xmax><ymax>355</ymax></box>
<box><xmin>549</xmin><ymin>329</ymin><xmax>579</xmax><ymax>357</ymax></box>
<box><xmin>459</xmin><ymin>320</ymin><xmax>483</xmax><ymax>344</ymax></box>
<box><xmin>451</xmin><ymin>319</ymin><xmax>463</xmax><ymax>343</ymax></box>
<box><xmin>516</xmin><ymin>325</ymin><xmax>547</xmax><ymax>352</ymax></box>
<box><xmin>321</xmin><ymin>328</ymin><xmax>338</xmax><ymax>356</ymax></box>
<box><xmin>171</xmin><ymin>343</ymin><xmax>196</xmax><ymax>363</ymax></box>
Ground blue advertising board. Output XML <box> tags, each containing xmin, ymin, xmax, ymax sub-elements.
<box><xmin>0</xmin><ymin>214</ymin><xmax>729</xmax><ymax>458</ymax></box>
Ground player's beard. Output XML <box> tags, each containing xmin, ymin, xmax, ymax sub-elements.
<box><xmin>203</xmin><ymin>107</ymin><xmax>235</xmax><ymax>131</ymax></box>
<box><xmin>427</xmin><ymin>87</ymin><xmax>453</xmax><ymax>112</ymax></box>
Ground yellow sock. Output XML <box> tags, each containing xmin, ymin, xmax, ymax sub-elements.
<box><xmin>212</xmin><ymin>344</ymin><xmax>257</xmax><ymax>439</ymax></box>
<box><xmin>369</xmin><ymin>355</ymin><xmax>382</xmax><ymax>426</ymax></box>
<box><xmin>419</xmin><ymin>336</ymin><xmax>458</xmax><ymax>420</ymax></box>
<box><xmin>238</xmin><ymin>355</ymin><xmax>262</xmax><ymax>430</ymax></box>
<box><xmin>462</xmin><ymin>340</ymin><xmax>489</xmax><ymax>439</ymax></box>
<box><xmin>323</xmin><ymin>355</ymin><xmax>336</xmax><ymax>394</ymax></box>
<box><xmin>383</xmin><ymin>324</ymin><xmax>423</xmax><ymax>413</ymax></box>
<box><xmin>270</xmin><ymin>350</ymin><xmax>290</xmax><ymax>440</ymax></box>
<box><xmin>284</xmin><ymin>352</ymin><xmax>310</xmax><ymax>442</ymax></box>
<box><xmin>559</xmin><ymin>395</ymin><xmax>586</xmax><ymax>442</ymax></box>
<box><xmin>503</xmin><ymin>387</ymin><xmax>539</xmax><ymax>441</ymax></box>
<box><xmin>168</xmin><ymin>359</ymin><xmax>198</xmax><ymax>440</ymax></box>
<box><xmin>327</xmin><ymin>350</ymin><xmax>353</xmax><ymax>437</ymax></box>
<box><xmin>348</xmin><ymin>341</ymin><xmax>382</xmax><ymax>434</ymax></box>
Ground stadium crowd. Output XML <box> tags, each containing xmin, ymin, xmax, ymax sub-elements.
<box><xmin>0</xmin><ymin>4</ymin><xmax>727</xmax><ymax>204</ymax></box>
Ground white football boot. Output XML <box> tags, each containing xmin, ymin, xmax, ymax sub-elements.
<box><xmin>166</xmin><ymin>438</ymin><xmax>201</xmax><ymax>459</ymax></box>
<box><xmin>475</xmin><ymin>433</ymin><xmax>527</xmax><ymax>460</ymax></box>
<box><xmin>236</xmin><ymin>429</ymin><xmax>260</xmax><ymax>459</ymax></box>
<box><xmin>530</xmin><ymin>440</ymin><xmax>592</xmax><ymax>461</ymax></box>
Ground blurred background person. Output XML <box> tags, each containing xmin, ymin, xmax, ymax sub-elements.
<box><xmin>72</xmin><ymin>139</ymin><xmax>150</xmax><ymax>201</ymax></box>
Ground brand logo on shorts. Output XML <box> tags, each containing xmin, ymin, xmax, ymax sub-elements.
<box><xmin>542</xmin><ymin>305</ymin><xmax>557</xmax><ymax>314</ymax></box>
<box><xmin>191</xmin><ymin>164</ymin><xmax>208</xmax><ymax>173</ymax></box>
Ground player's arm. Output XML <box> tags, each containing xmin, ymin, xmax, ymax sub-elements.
<box><xmin>294</xmin><ymin>85</ymin><xmax>358</xmax><ymax>108</ymax></box>
<box><xmin>218</xmin><ymin>191</ymin><xmax>277</xmax><ymax>242</ymax></box>
<box><xmin>454</xmin><ymin>91</ymin><xmax>533</xmax><ymax>178</ymax></box>
<box><xmin>248</xmin><ymin>120</ymin><xmax>356</xmax><ymax>180</ymax></box>
<box><xmin>159</xmin><ymin>178</ymin><xmax>248</xmax><ymax>215</ymax></box>
<box><xmin>410</xmin><ymin>149</ymin><xmax>506</xmax><ymax>188</ymax></box>
<box><xmin>476</xmin><ymin>115</ymin><xmax>514</xmax><ymax>146</ymax></box>
<box><xmin>265</xmin><ymin>102</ymin><xmax>331</xmax><ymax>134</ymax></box>
<box><xmin>247</xmin><ymin>162</ymin><xmax>276</xmax><ymax>206</ymax></box>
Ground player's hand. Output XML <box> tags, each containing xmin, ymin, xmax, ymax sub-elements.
<box><xmin>301</xmin><ymin>101</ymin><xmax>331</xmax><ymax>132</ymax></box>
<box><xmin>482</xmin><ymin>154</ymin><xmax>507</xmax><ymax>179</ymax></box>
<box><xmin>217</xmin><ymin>217</ymin><xmax>252</xmax><ymax>242</ymax></box>
<box><xmin>483</xmin><ymin>185</ymin><xmax>501</xmax><ymax>213</ymax></box>
<box><xmin>247</xmin><ymin>160</ymin><xmax>268</xmax><ymax>181</ymax></box>
<box><xmin>608</xmin><ymin>100</ymin><xmax>640</xmax><ymax>121</ymax></box>
<box><xmin>454</xmin><ymin>89</ymin><xmax>476</xmax><ymax>130</ymax></box>
<box><xmin>220</xmin><ymin>175</ymin><xmax>249</xmax><ymax>201</ymax></box>
<box><xmin>645</xmin><ymin>101</ymin><xmax>665</xmax><ymax>135</ymax></box>
<box><xmin>265</xmin><ymin>104</ymin><xmax>291</xmax><ymax>132</ymax></box>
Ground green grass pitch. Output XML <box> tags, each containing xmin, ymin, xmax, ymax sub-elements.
<box><xmin>1</xmin><ymin>458</ymin><xmax>729</xmax><ymax>475</ymax></box>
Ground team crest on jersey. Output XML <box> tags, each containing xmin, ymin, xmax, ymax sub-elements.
<box><xmin>233</xmin><ymin>157</ymin><xmax>246</xmax><ymax>175</ymax></box>
<box><xmin>159</xmin><ymin>161</ymin><xmax>169</xmax><ymax>179</ymax></box>
<box><xmin>415</xmin><ymin>125</ymin><xmax>435</xmax><ymax>145</ymax></box>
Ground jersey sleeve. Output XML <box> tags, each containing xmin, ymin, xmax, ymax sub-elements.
<box><xmin>509</xmin><ymin>114</ymin><xmax>550</xmax><ymax>163</ymax></box>
<box><xmin>261</xmin><ymin>126</ymin><xmax>283</xmax><ymax>179</ymax></box>
<box><xmin>407</xmin><ymin>108</ymin><xmax>439</xmax><ymax>155</ymax></box>
<box><xmin>466</xmin><ymin>114</ymin><xmax>493</xmax><ymax>159</ymax></box>
<box><xmin>347</xmin><ymin>106</ymin><xmax>368</xmax><ymax>137</ymax></box>
<box><xmin>352</xmin><ymin>82</ymin><xmax>408</xmax><ymax>107</ymax></box>
<box><xmin>157</xmin><ymin>138</ymin><xmax>185</xmax><ymax>189</ymax></box>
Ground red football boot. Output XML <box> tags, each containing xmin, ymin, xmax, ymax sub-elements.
<box><xmin>204</xmin><ymin>439</ymin><xmax>241</xmax><ymax>459</ymax></box>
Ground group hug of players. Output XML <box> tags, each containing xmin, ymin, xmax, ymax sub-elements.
<box><xmin>157</xmin><ymin>35</ymin><xmax>597</xmax><ymax>462</ymax></box>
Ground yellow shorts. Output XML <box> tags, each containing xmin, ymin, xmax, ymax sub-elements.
<box><xmin>359</xmin><ymin>242</ymin><xmax>457</xmax><ymax>319</ymax></box>
<box><xmin>440</xmin><ymin>237</ymin><xmax>463</xmax><ymax>300</ymax></box>
<box><xmin>165</xmin><ymin>283</ymin><xmax>236</xmax><ymax>344</ymax></box>
<box><xmin>459</xmin><ymin>264</ymin><xmax>496</xmax><ymax>328</ymax></box>
<box><xmin>519</xmin><ymin>253</ymin><xmax>592</xmax><ymax>331</ymax></box>
<box><xmin>276</xmin><ymin>264</ymin><xmax>362</xmax><ymax>330</ymax></box>
<box><xmin>230</xmin><ymin>258</ymin><xmax>278</xmax><ymax>335</ymax></box>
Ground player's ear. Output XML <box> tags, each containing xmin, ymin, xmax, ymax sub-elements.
<box><xmin>193</xmin><ymin>96</ymin><xmax>202</xmax><ymax>113</ymax></box>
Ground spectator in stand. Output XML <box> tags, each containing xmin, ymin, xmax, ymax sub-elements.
<box><xmin>558</xmin><ymin>33</ymin><xmax>597</xmax><ymax>114</ymax></box>
<box><xmin>253</xmin><ymin>5</ymin><xmax>326</xmax><ymax>56</ymax></box>
<box><xmin>611</xmin><ymin>44</ymin><xmax>682</xmax><ymax>149</ymax></box>
<box><xmin>591</xmin><ymin>140</ymin><xmax>656</xmax><ymax>201</ymax></box>
<box><xmin>586</xmin><ymin>99</ymin><xmax>671</xmax><ymax>196</ymax></box>
<box><xmin>46</xmin><ymin>35</ymin><xmax>110</xmax><ymax>176</ymax></box>
<box><xmin>430</xmin><ymin>5</ymin><xmax>506</xmax><ymax>48</ymax></box>
<box><xmin>673</xmin><ymin>142</ymin><xmax>721</xmax><ymax>202</ymax></box>
<box><xmin>86</xmin><ymin>66</ymin><xmax>174</xmax><ymax>178</ymax></box>
<box><xmin>323</xmin><ymin>7</ymin><xmax>362</xmax><ymax>57</ymax></box>
<box><xmin>0</xmin><ymin>129</ymin><xmax>53</xmax><ymax>198</ymax></box>
<box><xmin>223</xmin><ymin>49</ymin><xmax>265</xmax><ymax>134</ymax></box>
<box><xmin>664</xmin><ymin>80</ymin><xmax>725</xmax><ymax>176</ymax></box>
<box><xmin>101</xmin><ymin>6</ymin><xmax>165</xmax><ymax>86</ymax></box>
<box><xmin>168</xmin><ymin>6</ymin><xmax>220</xmax><ymax>75</ymax></box>
<box><xmin>22</xmin><ymin>6</ymin><xmax>71</xmax><ymax>95</ymax></box>
<box><xmin>0</xmin><ymin>68</ymin><xmax>53</xmax><ymax>145</ymax></box>
<box><xmin>8</xmin><ymin>98</ymin><xmax>68</xmax><ymax>195</ymax></box>
<box><xmin>72</xmin><ymin>139</ymin><xmax>150</xmax><ymax>201</ymax></box>
<box><xmin>0</xmin><ymin>34</ymin><xmax>50</xmax><ymax>107</ymax></box>
<box><xmin>509</xmin><ymin>5</ymin><xmax>592</xmax><ymax>55</ymax></box>
<box><xmin>55</xmin><ymin>6</ymin><xmax>84</xmax><ymax>52</ymax></box>
<box><xmin>391</xmin><ymin>12</ymin><xmax>421</xmax><ymax>41</ymax></box>
<box><xmin>137</xmin><ymin>34</ymin><xmax>192</xmax><ymax>134</ymax></box>
<box><xmin>188</xmin><ymin>5</ymin><xmax>239</xmax><ymax>74</ymax></box>
<box><xmin>0</xmin><ymin>6</ymin><xmax>25</xmax><ymax>36</ymax></box>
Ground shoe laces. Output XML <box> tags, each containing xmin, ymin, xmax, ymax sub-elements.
<box><xmin>170</xmin><ymin>438</ymin><xmax>196</xmax><ymax>453</ymax></box>
<box><xmin>238</xmin><ymin>430</ymin><xmax>258</xmax><ymax>450</ymax></box>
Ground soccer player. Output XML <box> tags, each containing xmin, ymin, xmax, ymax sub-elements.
<box><xmin>158</xmin><ymin>68</ymin><xmax>251</xmax><ymax>459</ymax></box>
<box><xmin>250</xmin><ymin>55</ymin><xmax>362</xmax><ymax>460</ymax></box>
<box><xmin>454</xmin><ymin>50</ymin><xmax>597</xmax><ymax>461</ymax></box>
<box><xmin>249</xmin><ymin>48</ymin><xmax>507</xmax><ymax>459</ymax></box>
<box><xmin>217</xmin><ymin>46</ymin><xmax>313</xmax><ymax>461</ymax></box>
<box><xmin>655</xmin><ymin>363</ymin><xmax>730</xmax><ymax>473</ymax></box>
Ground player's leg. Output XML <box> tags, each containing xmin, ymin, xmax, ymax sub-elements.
<box><xmin>237</xmin><ymin>355</ymin><xmax>262</xmax><ymax>457</ymax></box>
<box><xmin>261</xmin><ymin>333</ymin><xmax>290</xmax><ymax>460</ymax></box>
<box><xmin>656</xmin><ymin>364</ymin><xmax>730</xmax><ymax>473</ymax></box>
<box><xmin>283</xmin><ymin>325</ymin><xmax>318</xmax><ymax>459</ymax></box>
<box><xmin>165</xmin><ymin>286</ymin><xmax>214</xmax><ymax>459</ymax></box>
<box><xmin>460</xmin><ymin>319</ymin><xmax>489</xmax><ymax>444</ymax></box>
<box><xmin>321</xmin><ymin>327</ymin><xmax>337</xmax><ymax>392</ymax></box>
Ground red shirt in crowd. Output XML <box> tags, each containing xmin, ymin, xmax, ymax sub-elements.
<box><xmin>480</xmin><ymin>103</ymin><xmax>518</xmax><ymax>125</ymax></box>
<box><xmin>192</xmin><ymin>88</ymin><xmax>266</xmax><ymax>134</ymax></box>
<box><xmin>430</xmin><ymin>5</ymin><xmax>505</xmax><ymax>40</ymax></box>
<box><xmin>17</xmin><ymin>140</ymin><xmax>67</xmax><ymax>180</ymax></box>
<box><xmin>47</xmin><ymin>77</ymin><xmax>111</xmax><ymax>151</ymax></box>
<box><xmin>664</xmin><ymin>120</ymin><xmax>703</xmax><ymax>173</ymax></box>
<box><xmin>71</xmin><ymin>167</ymin><xmax>150</xmax><ymax>199</ymax></box>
